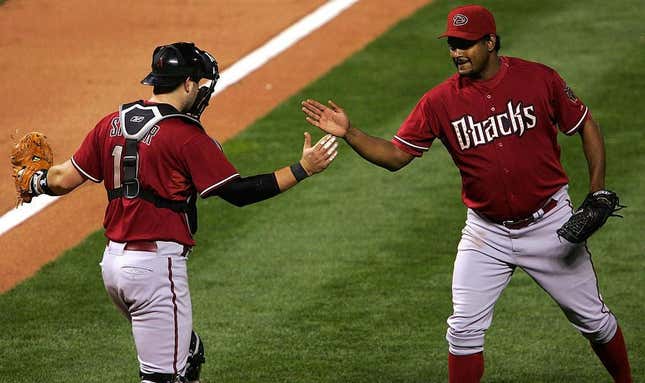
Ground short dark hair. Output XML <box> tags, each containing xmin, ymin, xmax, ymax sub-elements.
<box><xmin>152</xmin><ymin>79</ymin><xmax>185</xmax><ymax>95</ymax></box>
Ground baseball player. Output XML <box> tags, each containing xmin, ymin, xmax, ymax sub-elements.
<box><xmin>20</xmin><ymin>42</ymin><xmax>338</xmax><ymax>382</ymax></box>
<box><xmin>301</xmin><ymin>5</ymin><xmax>632</xmax><ymax>382</ymax></box>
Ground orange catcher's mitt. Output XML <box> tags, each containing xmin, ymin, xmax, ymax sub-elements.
<box><xmin>10</xmin><ymin>132</ymin><xmax>54</xmax><ymax>205</ymax></box>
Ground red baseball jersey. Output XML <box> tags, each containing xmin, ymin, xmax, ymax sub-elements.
<box><xmin>392</xmin><ymin>56</ymin><xmax>589</xmax><ymax>221</ymax></box>
<box><xmin>72</xmin><ymin>102</ymin><xmax>240</xmax><ymax>245</ymax></box>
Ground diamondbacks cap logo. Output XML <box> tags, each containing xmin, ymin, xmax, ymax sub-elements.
<box><xmin>453</xmin><ymin>14</ymin><xmax>468</xmax><ymax>26</ymax></box>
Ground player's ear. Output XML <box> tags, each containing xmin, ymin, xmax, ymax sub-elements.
<box><xmin>183</xmin><ymin>77</ymin><xmax>193</xmax><ymax>93</ymax></box>
<box><xmin>486</xmin><ymin>34</ymin><xmax>496</xmax><ymax>52</ymax></box>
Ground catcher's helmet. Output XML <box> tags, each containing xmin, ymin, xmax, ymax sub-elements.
<box><xmin>141</xmin><ymin>42</ymin><xmax>219</xmax><ymax>87</ymax></box>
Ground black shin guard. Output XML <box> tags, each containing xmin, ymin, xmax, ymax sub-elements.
<box><xmin>185</xmin><ymin>331</ymin><xmax>205</xmax><ymax>381</ymax></box>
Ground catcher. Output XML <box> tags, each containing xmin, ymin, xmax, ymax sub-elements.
<box><xmin>10</xmin><ymin>42</ymin><xmax>338</xmax><ymax>383</ymax></box>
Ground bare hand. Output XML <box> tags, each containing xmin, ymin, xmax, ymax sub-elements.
<box><xmin>300</xmin><ymin>133</ymin><xmax>338</xmax><ymax>175</ymax></box>
<box><xmin>301</xmin><ymin>99</ymin><xmax>350</xmax><ymax>138</ymax></box>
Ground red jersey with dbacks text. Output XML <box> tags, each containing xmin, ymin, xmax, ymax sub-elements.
<box><xmin>72</xmin><ymin>102</ymin><xmax>240</xmax><ymax>246</ymax></box>
<box><xmin>392</xmin><ymin>56</ymin><xmax>589</xmax><ymax>221</ymax></box>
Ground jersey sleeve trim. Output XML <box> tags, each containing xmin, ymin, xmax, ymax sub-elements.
<box><xmin>564</xmin><ymin>106</ymin><xmax>589</xmax><ymax>135</ymax></box>
<box><xmin>71</xmin><ymin>157</ymin><xmax>101</xmax><ymax>183</ymax></box>
<box><xmin>393</xmin><ymin>136</ymin><xmax>430</xmax><ymax>151</ymax></box>
<box><xmin>199</xmin><ymin>173</ymin><xmax>241</xmax><ymax>198</ymax></box>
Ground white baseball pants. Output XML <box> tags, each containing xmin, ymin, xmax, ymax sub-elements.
<box><xmin>100</xmin><ymin>241</ymin><xmax>192</xmax><ymax>377</ymax></box>
<box><xmin>447</xmin><ymin>186</ymin><xmax>617</xmax><ymax>355</ymax></box>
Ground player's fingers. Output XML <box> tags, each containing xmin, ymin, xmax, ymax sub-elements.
<box><xmin>301</xmin><ymin>106</ymin><xmax>320</xmax><ymax>120</ymax></box>
<box><xmin>303</xmin><ymin>104</ymin><xmax>323</xmax><ymax>119</ymax></box>
<box><xmin>304</xmin><ymin>99</ymin><xmax>326</xmax><ymax>111</ymax></box>
<box><xmin>303</xmin><ymin>132</ymin><xmax>312</xmax><ymax>149</ymax></box>
<box><xmin>321</xmin><ymin>135</ymin><xmax>336</xmax><ymax>150</ymax></box>
<box><xmin>315</xmin><ymin>134</ymin><xmax>332</xmax><ymax>150</ymax></box>
<box><xmin>325</xmin><ymin>150</ymin><xmax>338</xmax><ymax>164</ymax></box>
<box><xmin>326</xmin><ymin>142</ymin><xmax>339</xmax><ymax>157</ymax></box>
<box><xmin>323</xmin><ymin>136</ymin><xmax>338</xmax><ymax>155</ymax></box>
<box><xmin>301</xmin><ymin>100</ymin><xmax>315</xmax><ymax>111</ymax></box>
<box><xmin>305</xmin><ymin>117</ymin><xmax>321</xmax><ymax>128</ymax></box>
<box><xmin>328</xmin><ymin>99</ymin><xmax>342</xmax><ymax>111</ymax></box>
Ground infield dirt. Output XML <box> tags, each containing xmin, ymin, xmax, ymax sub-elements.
<box><xmin>0</xmin><ymin>0</ymin><xmax>431</xmax><ymax>292</ymax></box>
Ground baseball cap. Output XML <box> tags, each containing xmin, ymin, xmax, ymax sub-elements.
<box><xmin>438</xmin><ymin>5</ymin><xmax>496</xmax><ymax>40</ymax></box>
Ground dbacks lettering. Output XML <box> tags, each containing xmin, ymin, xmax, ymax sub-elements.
<box><xmin>452</xmin><ymin>100</ymin><xmax>536</xmax><ymax>150</ymax></box>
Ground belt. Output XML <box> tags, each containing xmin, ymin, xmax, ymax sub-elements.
<box><xmin>121</xmin><ymin>240</ymin><xmax>191</xmax><ymax>256</ymax></box>
<box><xmin>483</xmin><ymin>198</ymin><xmax>558</xmax><ymax>230</ymax></box>
<box><xmin>124</xmin><ymin>240</ymin><xmax>158</xmax><ymax>252</ymax></box>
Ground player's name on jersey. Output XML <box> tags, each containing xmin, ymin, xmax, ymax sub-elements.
<box><xmin>452</xmin><ymin>100</ymin><xmax>536</xmax><ymax>150</ymax></box>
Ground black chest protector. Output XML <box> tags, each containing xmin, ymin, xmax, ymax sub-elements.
<box><xmin>107</xmin><ymin>101</ymin><xmax>204</xmax><ymax>234</ymax></box>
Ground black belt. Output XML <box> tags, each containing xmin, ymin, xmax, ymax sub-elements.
<box><xmin>481</xmin><ymin>199</ymin><xmax>558</xmax><ymax>230</ymax></box>
<box><xmin>113</xmin><ymin>240</ymin><xmax>191</xmax><ymax>256</ymax></box>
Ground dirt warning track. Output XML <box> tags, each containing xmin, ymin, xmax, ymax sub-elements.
<box><xmin>0</xmin><ymin>0</ymin><xmax>432</xmax><ymax>293</ymax></box>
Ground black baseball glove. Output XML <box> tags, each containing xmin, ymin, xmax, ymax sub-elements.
<box><xmin>557</xmin><ymin>190</ymin><xmax>625</xmax><ymax>243</ymax></box>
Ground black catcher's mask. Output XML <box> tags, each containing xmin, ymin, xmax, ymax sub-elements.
<box><xmin>142</xmin><ymin>42</ymin><xmax>219</xmax><ymax>119</ymax></box>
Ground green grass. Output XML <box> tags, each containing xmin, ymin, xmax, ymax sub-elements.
<box><xmin>1</xmin><ymin>0</ymin><xmax>644</xmax><ymax>382</ymax></box>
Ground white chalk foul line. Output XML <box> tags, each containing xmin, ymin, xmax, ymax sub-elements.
<box><xmin>0</xmin><ymin>0</ymin><xmax>359</xmax><ymax>237</ymax></box>
<box><xmin>0</xmin><ymin>195</ymin><xmax>60</xmax><ymax>236</ymax></box>
<box><xmin>214</xmin><ymin>0</ymin><xmax>359</xmax><ymax>95</ymax></box>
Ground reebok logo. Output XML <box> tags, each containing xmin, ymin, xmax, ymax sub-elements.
<box><xmin>130</xmin><ymin>116</ymin><xmax>145</xmax><ymax>123</ymax></box>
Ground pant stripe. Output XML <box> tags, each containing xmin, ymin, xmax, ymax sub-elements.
<box><xmin>167</xmin><ymin>257</ymin><xmax>179</xmax><ymax>375</ymax></box>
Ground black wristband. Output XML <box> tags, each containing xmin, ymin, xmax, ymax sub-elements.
<box><xmin>290</xmin><ymin>162</ymin><xmax>309</xmax><ymax>182</ymax></box>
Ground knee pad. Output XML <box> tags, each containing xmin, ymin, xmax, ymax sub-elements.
<box><xmin>185</xmin><ymin>330</ymin><xmax>205</xmax><ymax>382</ymax></box>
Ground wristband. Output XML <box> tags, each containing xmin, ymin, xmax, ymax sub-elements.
<box><xmin>30</xmin><ymin>169</ymin><xmax>55</xmax><ymax>196</ymax></box>
<box><xmin>290</xmin><ymin>162</ymin><xmax>309</xmax><ymax>182</ymax></box>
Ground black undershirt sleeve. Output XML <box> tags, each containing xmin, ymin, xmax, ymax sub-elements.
<box><xmin>214</xmin><ymin>173</ymin><xmax>280</xmax><ymax>207</ymax></box>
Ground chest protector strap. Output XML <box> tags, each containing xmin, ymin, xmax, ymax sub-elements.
<box><xmin>107</xmin><ymin>101</ymin><xmax>203</xmax><ymax>233</ymax></box>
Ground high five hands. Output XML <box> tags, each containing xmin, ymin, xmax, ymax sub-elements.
<box><xmin>302</xmin><ymin>99</ymin><xmax>350</xmax><ymax>138</ymax></box>
<box><xmin>300</xmin><ymin>132</ymin><xmax>338</xmax><ymax>175</ymax></box>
